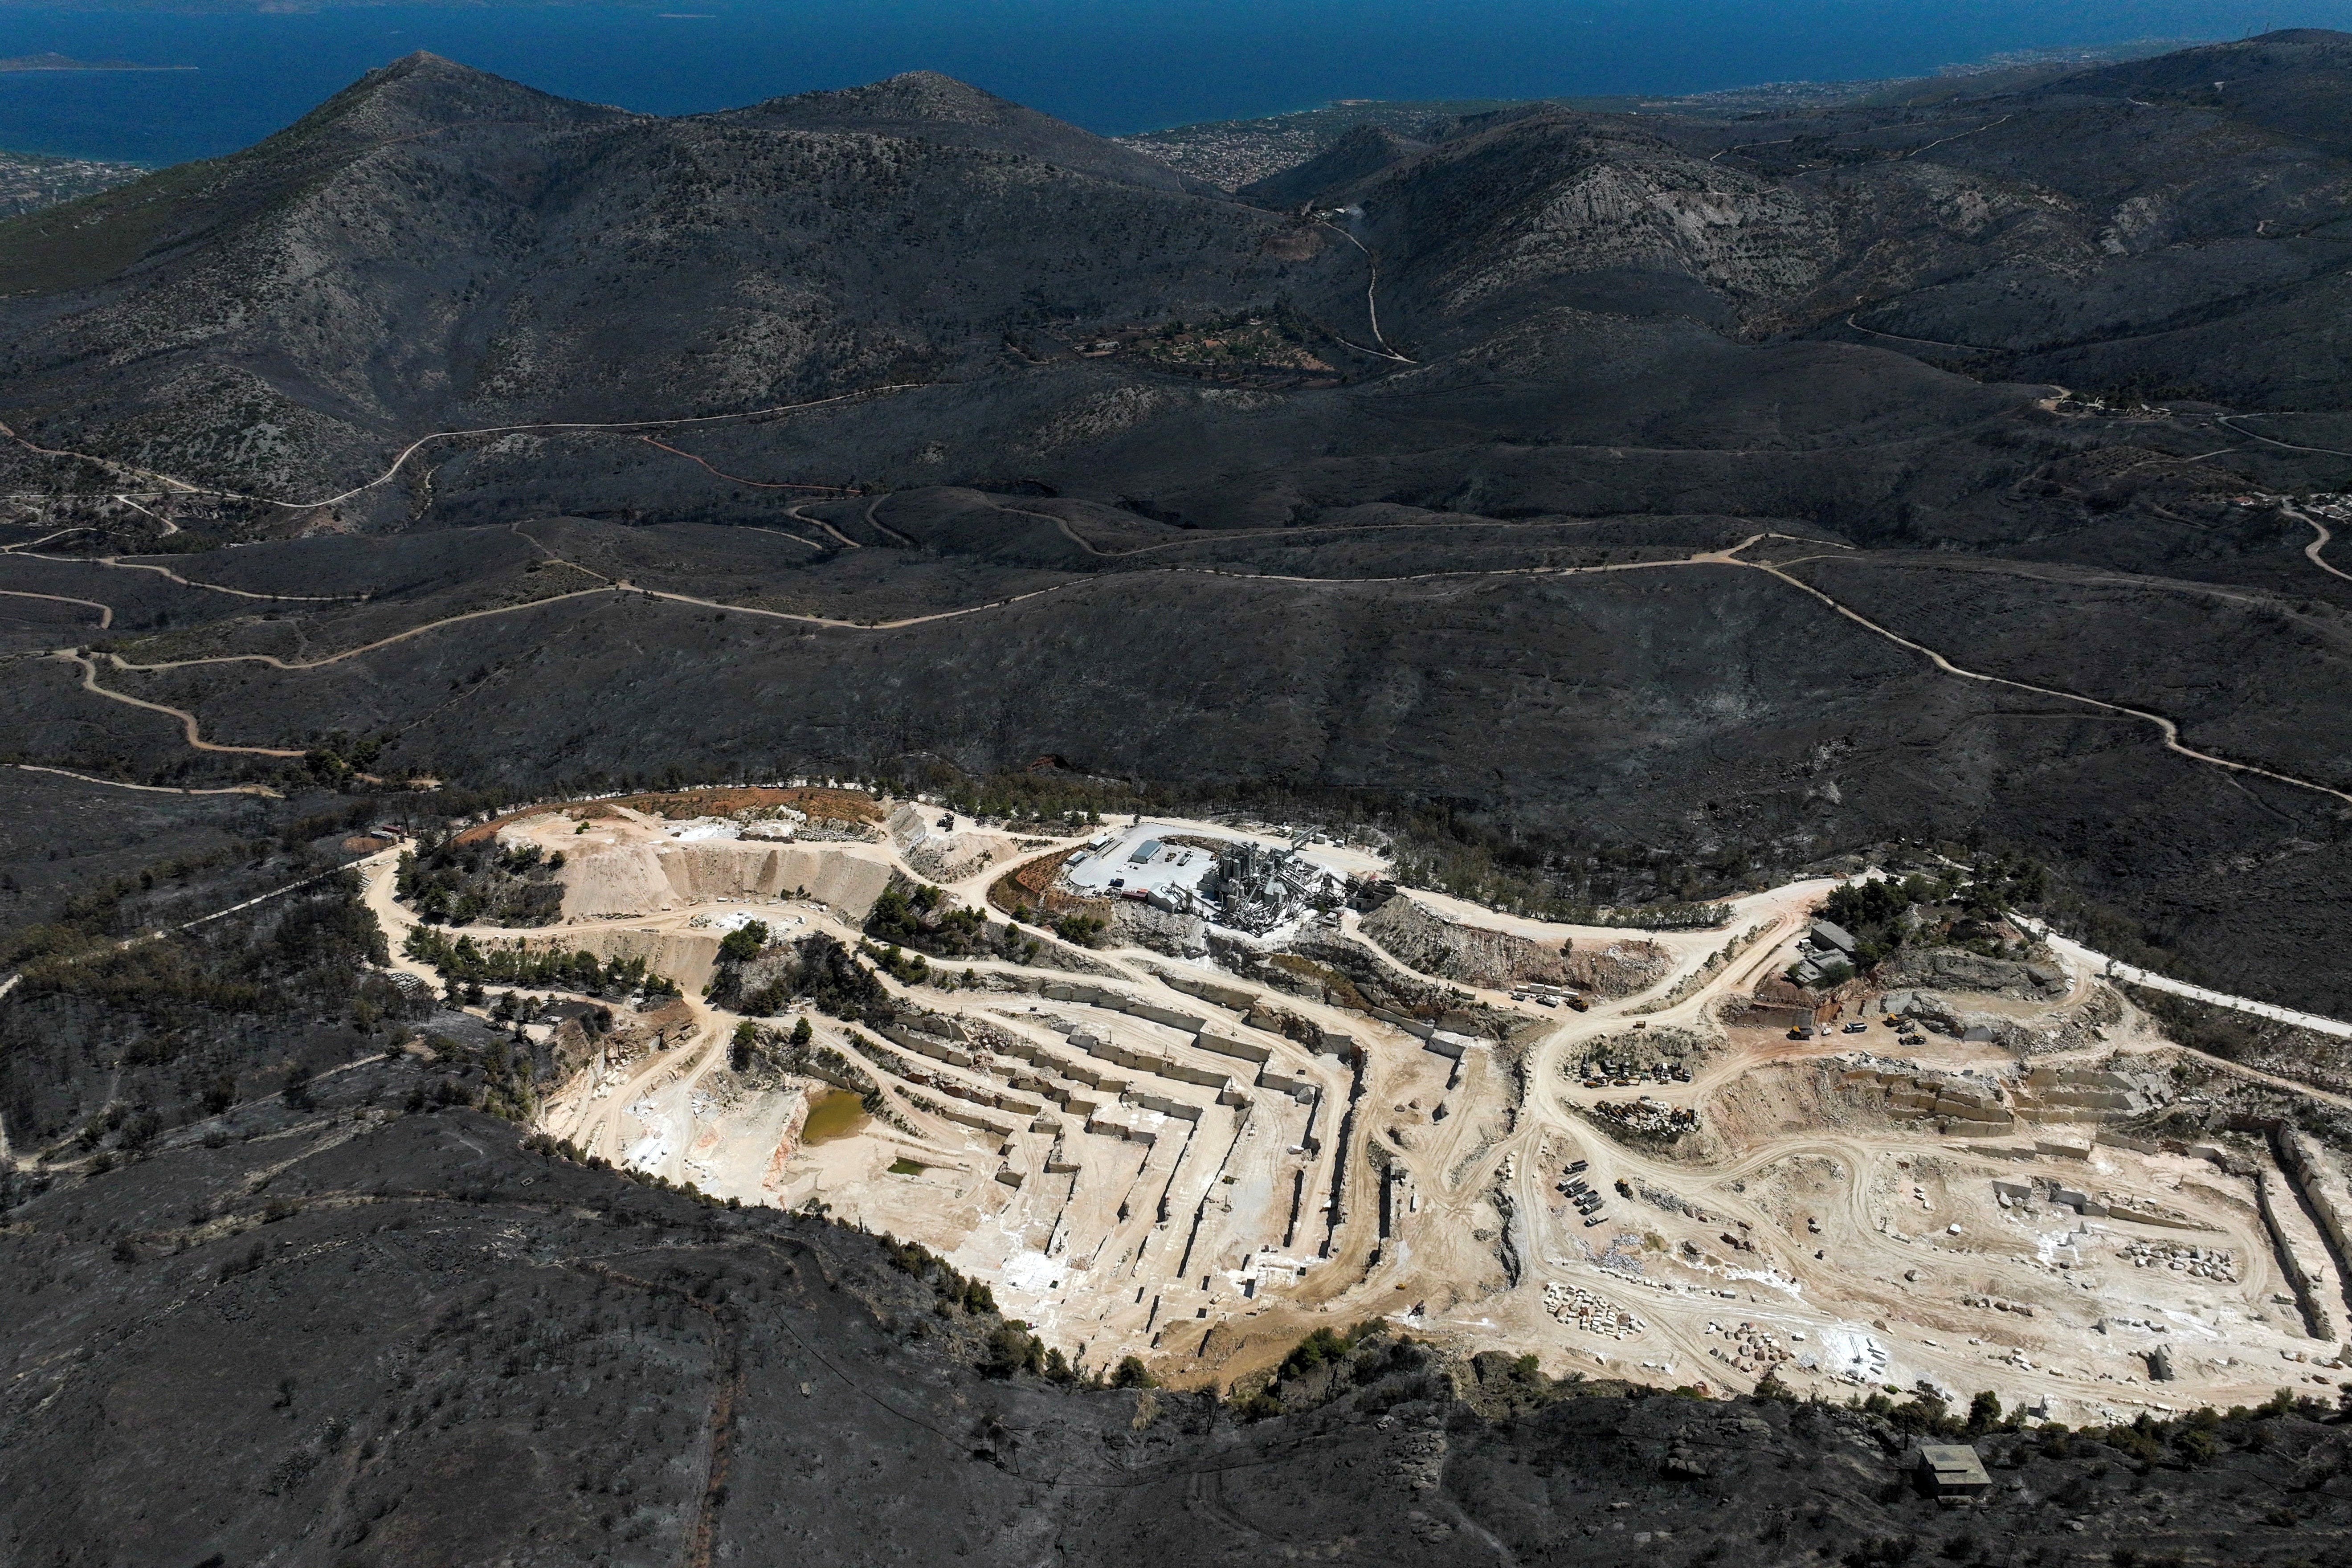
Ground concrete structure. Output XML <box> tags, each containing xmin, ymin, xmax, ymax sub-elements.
<box><xmin>1062</xmin><ymin>824</ymin><xmax>1222</xmax><ymax>909</ymax></box>
<box><xmin>1916</xmin><ymin>1444</ymin><xmax>1991</xmax><ymax>1498</ymax></box>
<box><xmin>1810</xmin><ymin>920</ymin><xmax>1859</xmax><ymax>956</ymax></box>
<box><xmin>1055</xmin><ymin>820</ymin><xmax>1346</xmax><ymax>930</ymax></box>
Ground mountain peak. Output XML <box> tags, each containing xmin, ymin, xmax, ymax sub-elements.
<box><xmin>274</xmin><ymin>50</ymin><xmax>621</xmax><ymax>149</ymax></box>
<box><xmin>381</xmin><ymin>49</ymin><xmax>471</xmax><ymax>74</ymax></box>
<box><xmin>873</xmin><ymin>69</ymin><xmax>1019</xmax><ymax>116</ymax></box>
<box><xmin>720</xmin><ymin>70</ymin><xmax>1206</xmax><ymax>192</ymax></box>
<box><xmin>740</xmin><ymin>71</ymin><xmax>1036</xmax><ymax>133</ymax></box>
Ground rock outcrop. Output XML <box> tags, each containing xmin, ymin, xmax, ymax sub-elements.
<box><xmin>1876</xmin><ymin>945</ymin><xmax>2066</xmax><ymax>999</ymax></box>
<box><xmin>1360</xmin><ymin>896</ymin><xmax>1668</xmax><ymax>997</ymax></box>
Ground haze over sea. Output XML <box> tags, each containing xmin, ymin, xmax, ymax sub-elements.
<box><xmin>1</xmin><ymin>0</ymin><xmax>2349</xmax><ymax>166</ymax></box>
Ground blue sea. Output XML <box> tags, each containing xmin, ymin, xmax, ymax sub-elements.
<box><xmin>0</xmin><ymin>0</ymin><xmax>2344</xmax><ymax>166</ymax></box>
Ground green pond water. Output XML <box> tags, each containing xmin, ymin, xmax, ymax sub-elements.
<box><xmin>800</xmin><ymin>1089</ymin><xmax>869</xmax><ymax>1145</ymax></box>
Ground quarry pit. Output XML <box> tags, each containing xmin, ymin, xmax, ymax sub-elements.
<box><xmin>350</xmin><ymin>786</ymin><xmax>2352</xmax><ymax>1422</ymax></box>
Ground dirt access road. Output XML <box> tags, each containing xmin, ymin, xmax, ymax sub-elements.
<box><xmin>26</xmin><ymin>519</ymin><xmax>2352</xmax><ymax>817</ymax></box>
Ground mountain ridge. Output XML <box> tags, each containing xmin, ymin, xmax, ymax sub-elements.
<box><xmin>8</xmin><ymin>34</ymin><xmax>2352</xmax><ymax>1568</ymax></box>
<box><xmin>716</xmin><ymin>66</ymin><xmax>1216</xmax><ymax>194</ymax></box>
<box><xmin>2</xmin><ymin>32</ymin><xmax>2351</xmax><ymax>1022</ymax></box>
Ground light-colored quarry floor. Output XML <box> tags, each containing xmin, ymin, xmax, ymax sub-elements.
<box><xmin>352</xmin><ymin>800</ymin><xmax>2352</xmax><ymax>1417</ymax></box>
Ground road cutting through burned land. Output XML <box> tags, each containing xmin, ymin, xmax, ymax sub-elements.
<box><xmin>32</xmin><ymin>529</ymin><xmax>2352</xmax><ymax>814</ymax></box>
<box><xmin>634</xmin><ymin>437</ymin><xmax>858</xmax><ymax>524</ymax></box>
<box><xmin>0</xmin><ymin>587</ymin><xmax>111</xmax><ymax>627</ymax></box>
<box><xmin>0</xmin><ymin>384</ymin><xmax>927</xmax><ymax>514</ymax></box>
<box><xmin>50</xmin><ymin>650</ymin><xmax>305</xmax><ymax>757</ymax></box>
<box><xmin>8</xmin><ymin>762</ymin><xmax>280</xmax><ymax>797</ymax></box>
<box><xmin>1746</xmin><ymin>558</ymin><xmax>2352</xmax><ymax>808</ymax></box>
<box><xmin>2284</xmin><ymin>504</ymin><xmax>2352</xmax><ymax>585</ymax></box>
<box><xmin>53</xmin><ymin>539</ymin><xmax>1787</xmax><ymax>687</ymax></box>
<box><xmin>4</xmin><ymin>550</ymin><xmax>369</xmax><ymax>603</ymax></box>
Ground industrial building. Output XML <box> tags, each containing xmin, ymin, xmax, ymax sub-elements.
<box><xmin>1058</xmin><ymin>821</ymin><xmax>1345</xmax><ymax>931</ymax></box>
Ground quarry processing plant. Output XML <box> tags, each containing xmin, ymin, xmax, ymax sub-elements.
<box><xmin>1057</xmin><ymin>821</ymin><xmax>1351</xmax><ymax>932</ymax></box>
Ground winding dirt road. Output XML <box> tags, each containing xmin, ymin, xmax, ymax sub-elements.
<box><xmin>1313</xmin><ymin>220</ymin><xmax>1415</xmax><ymax>364</ymax></box>
<box><xmin>52</xmin><ymin>650</ymin><xmax>304</xmax><ymax>757</ymax></box>
<box><xmin>635</xmin><ymin>437</ymin><xmax>855</xmax><ymax>526</ymax></box>
<box><xmin>1746</xmin><ymin>557</ymin><xmax>2352</xmax><ymax>807</ymax></box>
<box><xmin>2</xmin><ymin>383</ymin><xmax>925</xmax><ymax>514</ymax></box>
<box><xmin>9</xmin><ymin>762</ymin><xmax>278</xmax><ymax>797</ymax></box>
<box><xmin>6</xmin><ymin>548</ymin><xmax>366</xmax><ymax>603</ymax></box>
<box><xmin>23</xmin><ymin>527</ymin><xmax>2352</xmax><ymax>811</ymax></box>
<box><xmin>2217</xmin><ymin>413</ymin><xmax>2352</xmax><ymax>462</ymax></box>
<box><xmin>785</xmin><ymin>503</ymin><xmax>863</xmax><ymax>550</ymax></box>
<box><xmin>2283</xmin><ymin>504</ymin><xmax>2352</xmax><ymax>585</ymax></box>
<box><xmin>1</xmin><ymin>588</ymin><xmax>111</xmax><ymax>628</ymax></box>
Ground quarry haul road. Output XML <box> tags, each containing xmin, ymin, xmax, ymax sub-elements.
<box><xmin>23</xmin><ymin>531</ymin><xmax>2352</xmax><ymax>811</ymax></box>
<box><xmin>2011</xmin><ymin>913</ymin><xmax>2352</xmax><ymax>1042</ymax></box>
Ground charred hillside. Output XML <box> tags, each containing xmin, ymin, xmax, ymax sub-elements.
<box><xmin>4</xmin><ymin>27</ymin><xmax>2352</xmax><ymax>1537</ymax></box>
<box><xmin>9</xmin><ymin>1062</ymin><xmax>2352</xmax><ymax>1568</ymax></box>
<box><xmin>4</xmin><ymin>34</ymin><xmax>2352</xmax><ymax>1017</ymax></box>
<box><xmin>1298</xmin><ymin>29</ymin><xmax>2352</xmax><ymax>404</ymax></box>
<box><xmin>0</xmin><ymin>53</ymin><xmax>1327</xmax><ymax>496</ymax></box>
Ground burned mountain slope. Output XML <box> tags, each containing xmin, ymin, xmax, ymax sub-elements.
<box><xmin>717</xmin><ymin>69</ymin><xmax>1220</xmax><ymax>194</ymax></box>
<box><xmin>1278</xmin><ymin>31</ymin><xmax>2352</xmax><ymax>406</ymax></box>
<box><xmin>0</xmin><ymin>53</ymin><xmax>1327</xmax><ymax>499</ymax></box>
<box><xmin>6</xmin><ymin>38</ymin><xmax>2352</xmax><ymax>1016</ymax></box>
<box><xmin>7</xmin><ymin>1074</ymin><xmax>2352</xmax><ymax>1566</ymax></box>
<box><xmin>32</xmin><ymin>517</ymin><xmax>2348</xmax><ymax>1013</ymax></box>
